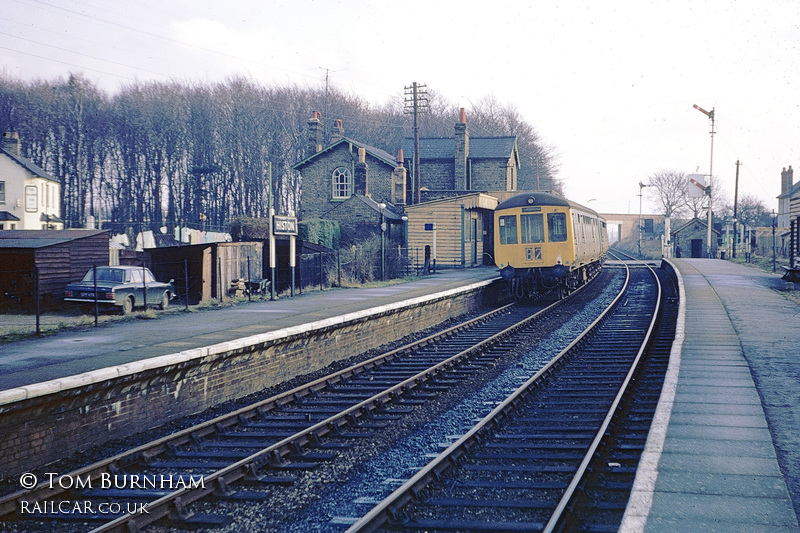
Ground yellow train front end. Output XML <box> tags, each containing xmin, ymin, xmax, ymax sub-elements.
<box><xmin>494</xmin><ymin>192</ymin><xmax>605</xmax><ymax>298</ymax></box>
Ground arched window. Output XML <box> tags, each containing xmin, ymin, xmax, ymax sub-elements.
<box><xmin>332</xmin><ymin>167</ymin><xmax>351</xmax><ymax>199</ymax></box>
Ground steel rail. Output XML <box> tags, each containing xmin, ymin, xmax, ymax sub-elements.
<box><xmin>0</xmin><ymin>299</ymin><xmax>520</xmax><ymax>520</ymax></box>
<box><xmin>88</xmin><ymin>292</ymin><xmax>571</xmax><ymax>533</ymax></box>
<box><xmin>345</xmin><ymin>262</ymin><xmax>634</xmax><ymax>533</ymax></box>
<box><xmin>2</xmin><ymin>274</ymin><xmax>601</xmax><ymax>532</ymax></box>
<box><xmin>543</xmin><ymin>259</ymin><xmax>661</xmax><ymax>532</ymax></box>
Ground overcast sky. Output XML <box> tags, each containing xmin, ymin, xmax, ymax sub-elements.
<box><xmin>2</xmin><ymin>0</ymin><xmax>798</xmax><ymax>216</ymax></box>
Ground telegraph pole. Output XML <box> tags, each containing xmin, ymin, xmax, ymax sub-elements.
<box><xmin>404</xmin><ymin>82</ymin><xmax>428</xmax><ymax>204</ymax></box>
<box><xmin>319</xmin><ymin>67</ymin><xmax>335</xmax><ymax>144</ymax></box>
<box><xmin>733</xmin><ymin>159</ymin><xmax>740</xmax><ymax>258</ymax></box>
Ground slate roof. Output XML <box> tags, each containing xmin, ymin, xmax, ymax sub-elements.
<box><xmin>0</xmin><ymin>147</ymin><xmax>59</xmax><ymax>183</ymax></box>
<box><xmin>354</xmin><ymin>195</ymin><xmax>404</xmax><ymax>221</ymax></box>
<box><xmin>777</xmin><ymin>180</ymin><xmax>800</xmax><ymax>199</ymax></box>
<box><xmin>322</xmin><ymin>194</ymin><xmax>404</xmax><ymax>222</ymax></box>
<box><xmin>401</xmin><ymin>136</ymin><xmax>518</xmax><ymax>161</ymax></box>
<box><xmin>0</xmin><ymin>229</ymin><xmax>108</xmax><ymax>249</ymax></box>
<box><xmin>671</xmin><ymin>218</ymin><xmax>720</xmax><ymax>236</ymax></box>
<box><xmin>293</xmin><ymin>137</ymin><xmax>398</xmax><ymax>170</ymax></box>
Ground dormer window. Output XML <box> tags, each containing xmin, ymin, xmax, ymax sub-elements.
<box><xmin>332</xmin><ymin>167</ymin><xmax>351</xmax><ymax>199</ymax></box>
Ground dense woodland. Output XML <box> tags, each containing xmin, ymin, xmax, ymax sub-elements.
<box><xmin>0</xmin><ymin>73</ymin><xmax>559</xmax><ymax>236</ymax></box>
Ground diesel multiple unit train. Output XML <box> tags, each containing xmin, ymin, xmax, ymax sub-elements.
<box><xmin>494</xmin><ymin>191</ymin><xmax>608</xmax><ymax>298</ymax></box>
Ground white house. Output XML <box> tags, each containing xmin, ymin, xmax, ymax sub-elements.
<box><xmin>0</xmin><ymin>132</ymin><xmax>63</xmax><ymax>230</ymax></box>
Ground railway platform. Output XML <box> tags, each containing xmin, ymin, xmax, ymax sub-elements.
<box><xmin>622</xmin><ymin>258</ymin><xmax>800</xmax><ymax>532</ymax></box>
<box><xmin>0</xmin><ymin>266</ymin><xmax>500</xmax><ymax>392</ymax></box>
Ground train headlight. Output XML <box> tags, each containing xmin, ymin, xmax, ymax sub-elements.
<box><xmin>500</xmin><ymin>265</ymin><xmax>515</xmax><ymax>281</ymax></box>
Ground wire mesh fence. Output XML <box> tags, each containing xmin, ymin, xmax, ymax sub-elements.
<box><xmin>1</xmin><ymin>245</ymin><xmax>481</xmax><ymax>336</ymax></box>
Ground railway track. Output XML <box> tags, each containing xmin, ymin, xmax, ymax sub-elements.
<box><xmin>0</xmin><ymin>274</ymin><xmax>606</xmax><ymax>533</ymax></box>
<box><xmin>347</xmin><ymin>259</ymin><xmax>668</xmax><ymax>532</ymax></box>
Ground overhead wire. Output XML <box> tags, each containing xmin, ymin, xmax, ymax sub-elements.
<box><xmin>5</xmin><ymin>1</ymin><xmax>548</xmax><ymax>165</ymax></box>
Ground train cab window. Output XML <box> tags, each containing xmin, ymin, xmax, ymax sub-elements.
<box><xmin>520</xmin><ymin>214</ymin><xmax>544</xmax><ymax>243</ymax></box>
<box><xmin>548</xmin><ymin>212</ymin><xmax>568</xmax><ymax>242</ymax></box>
<box><xmin>498</xmin><ymin>215</ymin><xmax>518</xmax><ymax>244</ymax></box>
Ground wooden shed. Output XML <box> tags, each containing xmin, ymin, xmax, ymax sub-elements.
<box><xmin>404</xmin><ymin>193</ymin><xmax>498</xmax><ymax>269</ymax></box>
<box><xmin>144</xmin><ymin>241</ymin><xmax>263</xmax><ymax>305</ymax></box>
<box><xmin>0</xmin><ymin>229</ymin><xmax>109</xmax><ymax>310</ymax></box>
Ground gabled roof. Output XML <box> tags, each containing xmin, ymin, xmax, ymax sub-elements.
<box><xmin>0</xmin><ymin>147</ymin><xmax>59</xmax><ymax>183</ymax></box>
<box><xmin>401</xmin><ymin>136</ymin><xmax>518</xmax><ymax>162</ymax></box>
<box><xmin>671</xmin><ymin>217</ymin><xmax>720</xmax><ymax>236</ymax></box>
<box><xmin>292</xmin><ymin>137</ymin><xmax>398</xmax><ymax>170</ymax></box>
<box><xmin>0</xmin><ymin>229</ymin><xmax>108</xmax><ymax>249</ymax></box>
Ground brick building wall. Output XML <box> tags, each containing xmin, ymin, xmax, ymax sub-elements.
<box><xmin>417</xmin><ymin>159</ymin><xmax>455</xmax><ymax>191</ymax></box>
<box><xmin>470</xmin><ymin>159</ymin><xmax>513</xmax><ymax>191</ymax></box>
<box><xmin>298</xmin><ymin>143</ymin><xmax>394</xmax><ymax>221</ymax></box>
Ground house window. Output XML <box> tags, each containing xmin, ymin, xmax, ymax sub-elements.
<box><xmin>0</xmin><ymin>181</ymin><xmax>5</xmax><ymax>203</ymax></box>
<box><xmin>332</xmin><ymin>167</ymin><xmax>351</xmax><ymax>199</ymax></box>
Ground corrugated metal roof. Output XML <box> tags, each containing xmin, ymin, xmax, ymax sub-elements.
<box><xmin>0</xmin><ymin>229</ymin><xmax>109</xmax><ymax>249</ymax></box>
<box><xmin>0</xmin><ymin>147</ymin><xmax>59</xmax><ymax>183</ymax></box>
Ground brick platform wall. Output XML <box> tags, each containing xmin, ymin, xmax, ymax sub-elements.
<box><xmin>0</xmin><ymin>280</ymin><xmax>503</xmax><ymax>478</ymax></box>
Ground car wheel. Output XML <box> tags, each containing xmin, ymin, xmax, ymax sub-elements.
<box><xmin>160</xmin><ymin>291</ymin><xmax>170</xmax><ymax>310</ymax></box>
<box><xmin>122</xmin><ymin>296</ymin><xmax>134</xmax><ymax>315</ymax></box>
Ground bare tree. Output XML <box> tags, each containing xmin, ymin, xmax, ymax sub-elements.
<box><xmin>468</xmin><ymin>96</ymin><xmax>559</xmax><ymax>192</ymax></box>
<box><xmin>0</xmin><ymin>73</ymin><xmax>562</xmax><ymax>236</ymax></box>
<box><xmin>737</xmin><ymin>194</ymin><xmax>771</xmax><ymax>228</ymax></box>
<box><xmin>647</xmin><ymin>169</ymin><xmax>688</xmax><ymax>218</ymax></box>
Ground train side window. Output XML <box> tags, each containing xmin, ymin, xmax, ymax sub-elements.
<box><xmin>520</xmin><ymin>214</ymin><xmax>544</xmax><ymax>243</ymax></box>
<box><xmin>498</xmin><ymin>215</ymin><xmax>518</xmax><ymax>244</ymax></box>
<box><xmin>548</xmin><ymin>212</ymin><xmax>568</xmax><ymax>242</ymax></box>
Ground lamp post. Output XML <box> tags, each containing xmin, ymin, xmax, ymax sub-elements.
<box><xmin>379</xmin><ymin>203</ymin><xmax>386</xmax><ymax>281</ymax></box>
<box><xmin>693</xmin><ymin>104</ymin><xmax>715</xmax><ymax>257</ymax></box>
<box><xmin>772</xmin><ymin>210</ymin><xmax>777</xmax><ymax>272</ymax></box>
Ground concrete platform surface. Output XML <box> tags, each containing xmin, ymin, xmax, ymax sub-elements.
<box><xmin>622</xmin><ymin>259</ymin><xmax>800</xmax><ymax>532</ymax></box>
<box><xmin>0</xmin><ymin>267</ymin><xmax>499</xmax><ymax>392</ymax></box>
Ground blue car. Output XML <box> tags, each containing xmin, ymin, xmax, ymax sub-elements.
<box><xmin>65</xmin><ymin>265</ymin><xmax>175</xmax><ymax>315</ymax></box>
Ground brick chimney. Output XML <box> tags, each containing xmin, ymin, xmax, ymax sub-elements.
<box><xmin>307</xmin><ymin>111</ymin><xmax>323</xmax><ymax>157</ymax></box>
<box><xmin>392</xmin><ymin>149</ymin><xmax>407</xmax><ymax>205</ymax></box>
<box><xmin>454</xmin><ymin>108</ymin><xmax>469</xmax><ymax>189</ymax></box>
<box><xmin>2</xmin><ymin>132</ymin><xmax>20</xmax><ymax>156</ymax></box>
<box><xmin>331</xmin><ymin>119</ymin><xmax>344</xmax><ymax>144</ymax></box>
<box><xmin>354</xmin><ymin>147</ymin><xmax>369</xmax><ymax>197</ymax></box>
<box><xmin>782</xmin><ymin>165</ymin><xmax>794</xmax><ymax>195</ymax></box>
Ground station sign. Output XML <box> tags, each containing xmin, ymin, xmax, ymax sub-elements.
<box><xmin>273</xmin><ymin>215</ymin><xmax>298</xmax><ymax>235</ymax></box>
